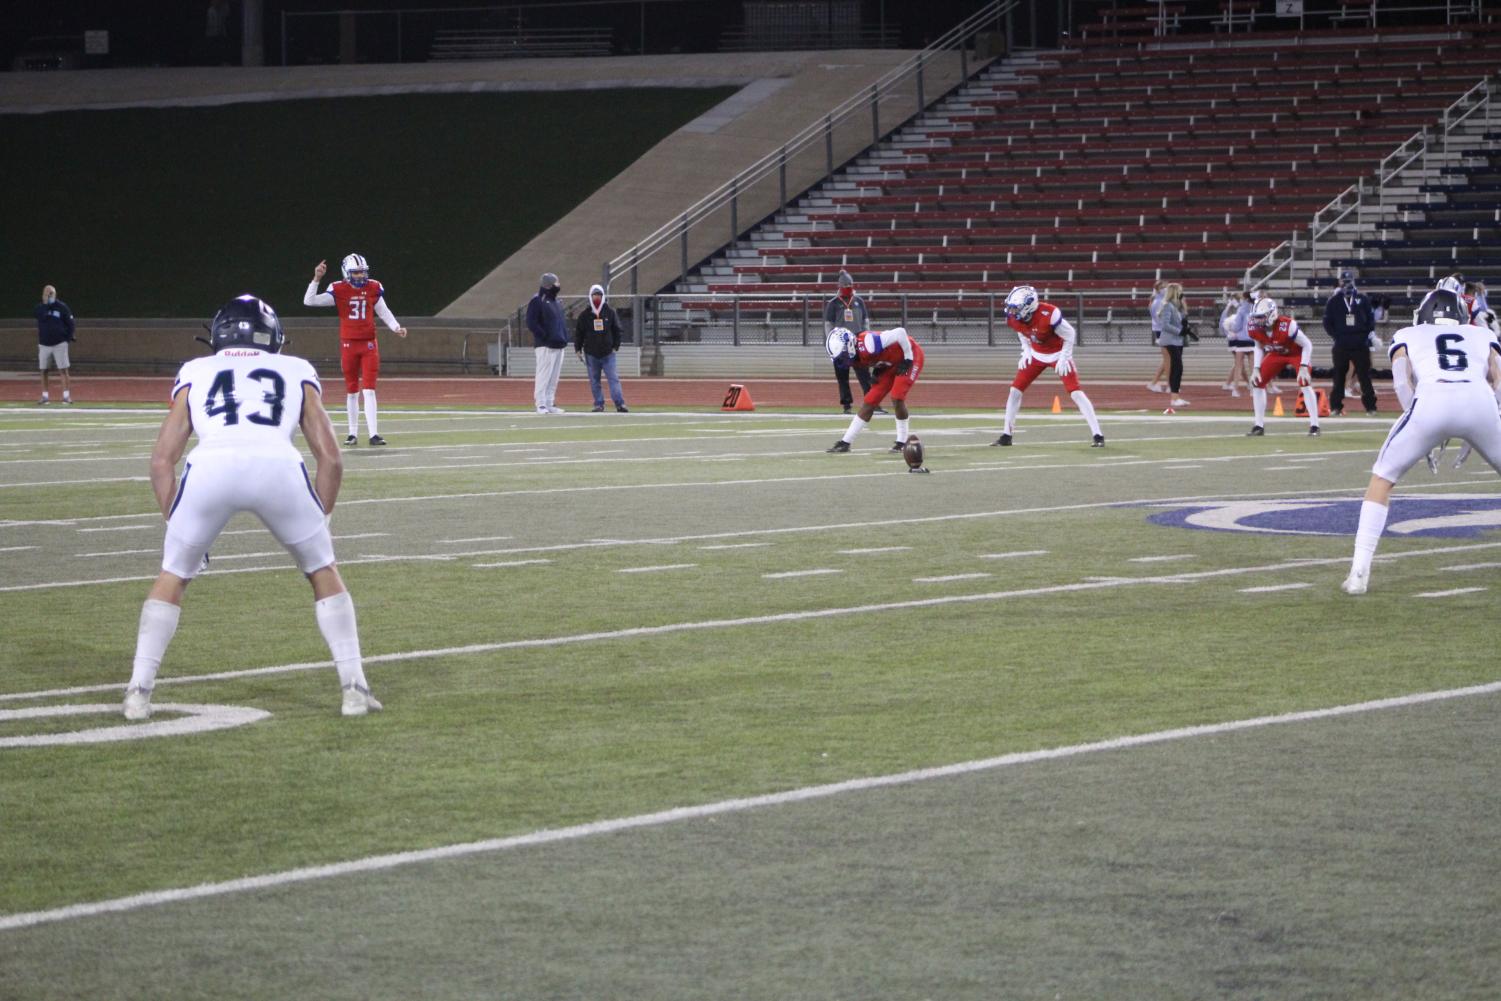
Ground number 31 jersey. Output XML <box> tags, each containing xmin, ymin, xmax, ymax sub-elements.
<box><xmin>171</xmin><ymin>348</ymin><xmax>320</xmax><ymax>460</ymax></box>
<box><xmin>1389</xmin><ymin>322</ymin><xmax>1501</xmax><ymax>388</ymax></box>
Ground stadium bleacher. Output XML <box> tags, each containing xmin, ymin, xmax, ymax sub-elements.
<box><xmin>677</xmin><ymin>14</ymin><xmax>1501</xmax><ymax>340</ymax></box>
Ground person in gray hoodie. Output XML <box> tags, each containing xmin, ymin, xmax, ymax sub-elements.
<box><xmin>526</xmin><ymin>272</ymin><xmax>568</xmax><ymax>414</ymax></box>
<box><xmin>574</xmin><ymin>283</ymin><xmax>628</xmax><ymax>412</ymax></box>
<box><xmin>824</xmin><ymin>270</ymin><xmax>875</xmax><ymax>413</ymax></box>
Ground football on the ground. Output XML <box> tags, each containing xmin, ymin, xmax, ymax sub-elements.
<box><xmin>902</xmin><ymin>436</ymin><xmax>924</xmax><ymax>469</ymax></box>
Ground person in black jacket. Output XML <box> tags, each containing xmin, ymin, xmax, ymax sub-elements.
<box><xmin>1322</xmin><ymin>270</ymin><xmax>1378</xmax><ymax>415</ymax></box>
<box><xmin>824</xmin><ymin>270</ymin><xmax>874</xmax><ymax>413</ymax></box>
<box><xmin>574</xmin><ymin>283</ymin><xmax>628</xmax><ymax>413</ymax></box>
<box><xmin>35</xmin><ymin>284</ymin><xmax>75</xmax><ymax>405</ymax></box>
<box><xmin>526</xmin><ymin>272</ymin><xmax>568</xmax><ymax>414</ymax></box>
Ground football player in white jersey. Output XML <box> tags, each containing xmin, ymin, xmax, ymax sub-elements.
<box><xmin>123</xmin><ymin>295</ymin><xmax>382</xmax><ymax>718</ymax></box>
<box><xmin>1342</xmin><ymin>286</ymin><xmax>1501</xmax><ymax>594</ymax></box>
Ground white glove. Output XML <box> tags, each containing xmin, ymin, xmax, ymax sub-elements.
<box><xmin>1017</xmin><ymin>348</ymin><xmax>1034</xmax><ymax>370</ymax></box>
<box><xmin>1297</xmin><ymin>365</ymin><xmax>1311</xmax><ymax>388</ymax></box>
<box><xmin>1250</xmin><ymin>371</ymin><xmax>1264</xmax><ymax>389</ymax></box>
<box><xmin>1055</xmin><ymin>353</ymin><xmax>1075</xmax><ymax>378</ymax></box>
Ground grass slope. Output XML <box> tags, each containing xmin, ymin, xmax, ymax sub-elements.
<box><xmin>0</xmin><ymin>88</ymin><xmax>734</xmax><ymax>317</ymax></box>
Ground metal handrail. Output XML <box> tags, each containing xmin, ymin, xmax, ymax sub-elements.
<box><xmin>603</xmin><ymin>0</ymin><xmax>1019</xmax><ymax>295</ymax></box>
<box><xmin>1243</xmin><ymin>72</ymin><xmax>1493</xmax><ymax>292</ymax></box>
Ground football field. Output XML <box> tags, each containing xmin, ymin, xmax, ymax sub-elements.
<box><xmin>2</xmin><ymin>403</ymin><xmax>1499</xmax><ymax>1000</ymax></box>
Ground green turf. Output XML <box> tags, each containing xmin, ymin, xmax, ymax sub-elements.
<box><xmin>1</xmin><ymin>405</ymin><xmax>1499</xmax><ymax>998</ymax></box>
<box><xmin>0</xmin><ymin>88</ymin><xmax>735</xmax><ymax>317</ymax></box>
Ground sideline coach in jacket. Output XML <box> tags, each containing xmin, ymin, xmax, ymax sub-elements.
<box><xmin>1322</xmin><ymin>270</ymin><xmax>1377</xmax><ymax>415</ymax></box>
<box><xmin>36</xmin><ymin>284</ymin><xmax>76</xmax><ymax>405</ymax></box>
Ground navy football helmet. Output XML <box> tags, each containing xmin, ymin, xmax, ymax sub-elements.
<box><xmin>209</xmin><ymin>295</ymin><xmax>285</xmax><ymax>353</ymax></box>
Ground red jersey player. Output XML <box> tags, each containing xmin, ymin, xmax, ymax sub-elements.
<box><xmin>825</xmin><ymin>326</ymin><xmax>924</xmax><ymax>455</ymax></box>
<box><xmin>993</xmin><ymin>286</ymin><xmax>1104</xmax><ymax>447</ymax></box>
<box><xmin>1246</xmin><ymin>297</ymin><xmax>1320</xmax><ymax>437</ymax></box>
<box><xmin>304</xmin><ymin>253</ymin><xmax>407</xmax><ymax>446</ymax></box>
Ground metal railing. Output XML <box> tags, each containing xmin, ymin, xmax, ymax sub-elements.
<box><xmin>1242</xmin><ymin>74</ymin><xmax>1494</xmax><ymax>293</ymax></box>
<box><xmin>601</xmin><ymin>0</ymin><xmax>1018</xmax><ymax>304</ymax></box>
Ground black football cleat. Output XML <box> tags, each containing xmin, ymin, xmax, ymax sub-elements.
<box><xmin>990</xmin><ymin>433</ymin><xmax>1013</xmax><ymax>447</ymax></box>
<box><xmin>369</xmin><ymin>435</ymin><xmax>388</xmax><ymax>446</ymax></box>
<box><xmin>890</xmin><ymin>440</ymin><xmax>906</xmax><ymax>453</ymax></box>
<box><xmin>1091</xmin><ymin>434</ymin><xmax>1105</xmax><ymax>447</ymax></box>
<box><xmin>1247</xmin><ymin>425</ymin><xmax>1265</xmax><ymax>437</ymax></box>
<box><xmin>343</xmin><ymin>434</ymin><xmax>358</xmax><ymax>446</ymax></box>
<box><xmin>1308</xmin><ymin>426</ymin><xmax>1321</xmax><ymax>437</ymax></box>
<box><xmin>826</xmin><ymin>440</ymin><xmax>851</xmax><ymax>453</ymax></box>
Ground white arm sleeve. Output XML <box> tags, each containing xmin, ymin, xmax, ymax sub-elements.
<box><xmin>1293</xmin><ymin>331</ymin><xmax>1313</xmax><ymax>369</ymax></box>
<box><xmin>1053</xmin><ymin>316</ymin><xmax>1077</xmax><ymax>348</ymax></box>
<box><xmin>304</xmin><ymin>281</ymin><xmax>334</xmax><ymax>308</ymax></box>
<box><xmin>882</xmin><ymin>327</ymin><xmax>914</xmax><ymax>361</ymax></box>
<box><xmin>1392</xmin><ymin>350</ymin><xmax>1415</xmax><ymax>411</ymax></box>
<box><xmin>374</xmin><ymin>297</ymin><xmax>402</xmax><ymax>332</ymax></box>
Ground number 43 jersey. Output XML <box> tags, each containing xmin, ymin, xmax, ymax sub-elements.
<box><xmin>172</xmin><ymin>348</ymin><xmax>320</xmax><ymax>460</ymax></box>
<box><xmin>1390</xmin><ymin>322</ymin><xmax>1501</xmax><ymax>388</ymax></box>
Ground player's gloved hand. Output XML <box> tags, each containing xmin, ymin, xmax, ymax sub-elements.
<box><xmin>1297</xmin><ymin>365</ymin><xmax>1311</xmax><ymax>388</ymax></box>
<box><xmin>1017</xmin><ymin>349</ymin><xmax>1034</xmax><ymax>371</ymax></box>
<box><xmin>872</xmin><ymin>363</ymin><xmax>891</xmax><ymax>378</ymax></box>
<box><xmin>1250</xmin><ymin>372</ymin><xmax>1264</xmax><ymax>389</ymax></box>
<box><xmin>895</xmin><ymin>358</ymin><xmax>912</xmax><ymax>375</ymax></box>
<box><xmin>1056</xmin><ymin>354</ymin><xmax>1075</xmax><ymax>378</ymax></box>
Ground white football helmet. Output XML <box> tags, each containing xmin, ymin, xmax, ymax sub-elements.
<box><xmin>826</xmin><ymin>327</ymin><xmax>857</xmax><ymax>363</ymax></box>
<box><xmin>1005</xmin><ymin>285</ymin><xmax>1039</xmax><ymax>322</ymax></box>
<box><xmin>341</xmin><ymin>253</ymin><xmax>370</xmax><ymax>287</ymax></box>
<box><xmin>1251</xmin><ymin>297</ymin><xmax>1278</xmax><ymax>324</ymax></box>
<box><xmin>1436</xmin><ymin>274</ymin><xmax>1465</xmax><ymax>297</ymax></box>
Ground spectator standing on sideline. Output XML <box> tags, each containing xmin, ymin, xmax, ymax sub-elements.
<box><xmin>1220</xmin><ymin>290</ymin><xmax>1253</xmax><ymax>398</ymax></box>
<box><xmin>527</xmin><ymin>272</ymin><xmax>567</xmax><ymax>414</ymax></box>
<box><xmin>824</xmin><ymin>270</ymin><xmax>874</xmax><ymax>413</ymax></box>
<box><xmin>574</xmin><ymin>283</ymin><xmax>628</xmax><ymax>413</ymax></box>
<box><xmin>1157</xmin><ymin>283</ymin><xmax>1191</xmax><ymax>413</ymax></box>
<box><xmin>1322</xmin><ymin>270</ymin><xmax>1378</xmax><ymax>415</ymax></box>
<box><xmin>35</xmin><ymin>284</ymin><xmax>75</xmax><ymax>405</ymax></box>
<box><xmin>1146</xmin><ymin>280</ymin><xmax>1169</xmax><ymax>393</ymax></box>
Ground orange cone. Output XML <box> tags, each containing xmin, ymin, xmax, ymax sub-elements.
<box><xmin>1051</xmin><ymin>395</ymin><xmax>1062</xmax><ymax>414</ymax></box>
<box><xmin>1273</xmin><ymin>396</ymin><xmax>1285</xmax><ymax>417</ymax></box>
<box><xmin>722</xmin><ymin>383</ymin><xmax>755</xmax><ymax>411</ymax></box>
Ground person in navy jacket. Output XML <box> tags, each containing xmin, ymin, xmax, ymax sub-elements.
<box><xmin>35</xmin><ymin>284</ymin><xmax>75</xmax><ymax>405</ymax></box>
<box><xmin>1322</xmin><ymin>270</ymin><xmax>1378</xmax><ymax>415</ymax></box>
<box><xmin>526</xmin><ymin>272</ymin><xmax>568</xmax><ymax>414</ymax></box>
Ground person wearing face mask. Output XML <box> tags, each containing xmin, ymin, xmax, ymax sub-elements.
<box><xmin>574</xmin><ymin>283</ymin><xmax>628</xmax><ymax>413</ymax></box>
<box><xmin>35</xmin><ymin>284</ymin><xmax>76</xmax><ymax>405</ymax></box>
<box><xmin>824</xmin><ymin>270</ymin><xmax>875</xmax><ymax>414</ymax></box>
<box><xmin>1322</xmin><ymin>269</ymin><xmax>1378</xmax><ymax>416</ymax></box>
<box><xmin>526</xmin><ymin>272</ymin><xmax>568</xmax><ymax>414</ymax></box>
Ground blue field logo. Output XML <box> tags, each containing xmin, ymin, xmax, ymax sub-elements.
<box><xmin>1146</xmin><ymin>494</ymin><xmax>1501</xmax><ymax>537</ymax></box>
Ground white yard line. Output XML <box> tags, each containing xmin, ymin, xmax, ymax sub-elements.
<box><xmin>836</xmin><ymin>546</ymin><xmax>912</xmax><ymax>555</ymax></box>
<box><xmin>439</xmin><ymin>536</ymin><xmax>514</xmax><ymax>544</ymax></box>
<box><xmin>617</xmin><ymin>563</ymin><xmax>698</xmax><ymax>574</ymax></box>
<box><xmin>763</xmin><ymin>568</ymin><xmax>842</xmax><ymax>578</ymax></box>
<box><xmin>4</xmin><ymin>678</ymin><xmax>1497</xmax><ymax>933</ymax></box>
<box><xmin>1239</xmin><ymin>583</ymin><xmax>1313</xmax><ymax>593</ymax></box>
<box><xmin>698</xmin><ymin>542</ymin><xmax>770</xmax><ymax>550</ymax></box>
<box><xmin>1439</xmin><ymin>562</ymin><xmax>1501</xmax><ymax>571</ymax></box>
<box><xmin>1414</xmin><ymin>587</ymin><xmax>1488</xmax><ymax>598</ymax></box>
<box><xmin>913</xmin><ymin>573</ymin><xmax>992</xmax><ymax>583</ymax></box>
<box><xmin>1128</xmin><ymin>554</ymin><xmax>1196</xmax><ymax>563</ymax></box>
<box><xmin>472</xmin><ymin>559</ymin><xmax>552</xmax><ymax>569</ymax></box>
<box><xmin>0</xmin><ymin>545</ymin><xmax>38</xmax><ymax>553</ymax></box>
<box><xmin>75</xmin><ymin>524</ymin><xmax>158</xmax><ymax>533</ymax></box>
<box><xmin>75</xmin><ymin>549</ymin><xmax>156</xmax><ymax>558</ymax></box>
<box><xmin>976</xmin><ymin>550</ymin><xmax>1049</xmax><ymax>559</ymax></box>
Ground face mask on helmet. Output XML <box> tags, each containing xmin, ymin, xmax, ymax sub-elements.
<box><xmin>341</xmin><ymin>253</ymin><xmax>370</xmax><ymax>288</ymax></box>
<box><xmin>1005</xmin><ymin>286</ymin><xmax>1038</xmax><ymax>322</ymax></box>
<box><xmin>825</xmin><ymin>327</ymin><xmax>856</xmax><ymax>366</ymax></box>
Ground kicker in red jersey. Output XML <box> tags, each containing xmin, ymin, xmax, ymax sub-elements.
<box><xmin>328</xmin><ymin>279</ymin><xmax>386</xmax><ymax>342</ymax></box>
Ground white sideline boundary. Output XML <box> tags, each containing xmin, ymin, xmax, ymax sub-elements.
<box><xmin>3</xmin><ymin>678</ymin><xmax>1498</xmax><ymax>933</ymax></box>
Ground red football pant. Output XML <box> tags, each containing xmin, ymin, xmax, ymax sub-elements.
<box><xmin>863</xmin><ymin>353</ymin><xmax>924</xmax><ymax>406</ymax></box>
<box><xmin>1255</xmin><ymin>352</ymin><xmax>1295</xmax><ymax>387</ymax></box>
<box><xmin>1012</xmin><ymin>358</ymin><xmax>1081</xmax><ymax>394</ymax></box>
<box><xmin>341</xmin><ymin>341</ymin><xmax>380</xmax><ymax>393</ymax></box>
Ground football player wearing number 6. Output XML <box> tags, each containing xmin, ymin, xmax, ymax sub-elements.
<box><xmin>1342</xmin><ymin>285</ymin><xmax>1501</xmax><ymax>595</ymax></box>
<box><xmin>123</xmin><ymin>296</ymin><xmax>382</xmax><ymax>720</ymax></box>
<box><xmin>304</xmin><ymin>253</ymin><xmax>407</xmax><ymax>446</ymax></box>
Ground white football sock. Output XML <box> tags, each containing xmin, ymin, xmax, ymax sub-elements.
<box><xmin>1302</xmin><ymin>386</ymin><xmax>1320</xmax><ymax>429</ymax></box>
<box><xmin>63</xmin><ymin>391</ymin><xmax>71</xmax><ymax>402</ymax></box>
<box><xmin>315</xmin><ymin>591</ymin><xmax>367</xmax><ymax>689</ymax></box>
<box><xmin>129</xmin><ymin>599</ymin><xmax>181</xmax><ymax>691</ymax></box>
<box><xmin>1003</xmin><ymin>387</ymin><xmax>1024</xmax><ymax>434</ymax></box>
<box><xmin>1070</xmin><ymin>390</ymin><xmax>1101</xmax><ymax>436</ymax></box>
<box><xmin>362</xmin><ymin>389</ymin><xmax>378</xmax><ymax>437</ymax></box>
<box><xmin>1350</xmin><ymin>500</ymin><xmax>1389</xmax><ymax>578</ymax></box>
<box><xmin>1252</xmin><ymin>386</ymin><xmax>1267</xmax><ymax>425</ymax></box>
<box><xmin>842</xmin><ymin>415</ymin><xmax>868</xmax><ymax>444</ymax></box>
<box><xmin>346</xmin><ymin>394</ymin><xmax>359</xmax><ymax>437</ymax></box>
<box><xmin>39</xmin><ymin>392</ymin><xmax>48</xmax><ymax>402</ymax></box>
<box><xmin>895</xmin><ymin>418</ymin><xmax>910</xmax><ymax>442</ymax></box>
